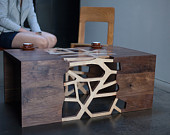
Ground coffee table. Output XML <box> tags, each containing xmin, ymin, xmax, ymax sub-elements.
<box><xmin>3</xmin><ymin>46</ymin><xmax>156</xmax><ymax>127</ymax></box>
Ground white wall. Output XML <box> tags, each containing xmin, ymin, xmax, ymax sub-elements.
<box><xmin>81</xmin><ymin>0</ymin><xmax>170</xmax><ymax>90</ymax></box>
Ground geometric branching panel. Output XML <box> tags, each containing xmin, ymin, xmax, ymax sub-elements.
<box><xmin>62</xmin><ymin>58</ymin><xmax>125</xmax><ymax>122</ymax></box>
<box><xmin>46</xmin><ymin>48</ymin><xmax>126</xmax><ymax>122</ymax></box>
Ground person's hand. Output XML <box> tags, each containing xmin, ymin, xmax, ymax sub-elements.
<box><xmin>19</xmin><ymin>28</ymin><xmax>30</xmax><ymax>32</ymax></box>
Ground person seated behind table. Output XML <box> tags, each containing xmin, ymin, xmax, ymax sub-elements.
<box><xmin>0</xmin><ymin>0</ymin><xmax>57</xmax><ymax>49</ymax></box>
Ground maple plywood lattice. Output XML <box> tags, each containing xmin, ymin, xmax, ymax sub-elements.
<box><xmin>46</xmin><ymin>48</ymin><xmax>126</xmax><ymax>121</ymax></box>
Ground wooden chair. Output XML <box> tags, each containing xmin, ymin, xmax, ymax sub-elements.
<box><xmin>71</xmin><ymin>7</ymin><xmax>115</xmax><ymax>48</ymax></box>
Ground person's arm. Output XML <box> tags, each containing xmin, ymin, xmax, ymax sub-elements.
<box><xmin>0</xmin><ymin>0</ymin><xmax>21</xmax><ymax>32</ymax></box>
<box><xmin>27</xmin><ymin>0</ymin><xmax>41</xmax><ymax>32</ymax></box>
<box><xmin>19</xmin><ymin>27</ymin><xmax>30</xmax><ymax>32</ymax></box>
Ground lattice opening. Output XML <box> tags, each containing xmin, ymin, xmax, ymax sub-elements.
<box><xmin>90</xmin><ymin>81</ymin><xmax>100</xmax><ymax>91</ymax></box>
<box><xmin>64</xmin><ymin>73</ymin><xmax>76</xmax><ymax>82</ymax></box>
<box><xmin>78</xmin><ymin>82</ymin><xmax>90</xmax><ymax>104</ymax></box>
<box><xmin>88</xmin><ymin>96</ymin><xmax>116</xmax><ymax>113</ymax></box>
<box><xmin>62</xmin><ymin>102</ymin><xmax>81</xmax><ymax>117</ymax></box>
<box><xmin>112</xmin><ymin>99</ymin><xmax>126</xmax><ymax>114</ymax></box>
<box><xmin>97</xmin><ymin>84</ymin><xmax>119</xmax><ymax>94</ymax></box>
<box><xmin>104</xmin><ymin>62</ymin><xmax>121</xmax><ymax>71</ymax></box>
<box><xmin>64</xmin><ymin>84</ymin><xmax>76</xmax><ymax>98</ymax></box>
<box><xmin>104</xmin><ymin>74</ymin><xmax>117</xmax><ymax>84</ymax></box>
<box><xmin>87</xmin><ymin>64</ymin><xmax>105</xmax><ymax>78</ymax></box>
<box><xmin>81</xmin><ymin>112</ymin><xmax>90</xmax><ymax>120</ymax></box>
<box><xmin>71</xmin><ymin>66</ymin><xmax>89</xmax><ymax>72</ymax></box>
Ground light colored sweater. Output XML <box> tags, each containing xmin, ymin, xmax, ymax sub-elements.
<box><xmin>0</xmin><ymin>0</ymin><xmax>41</xmax><ymax>34</ymax></box>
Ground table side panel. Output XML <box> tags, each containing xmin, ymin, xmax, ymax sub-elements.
<box><xmin>115</xmin><ymin>55</ymin><xmax>156</xmax><ymax>112</ymax></box>
<box><xmin>119</xmin><ymin>93</ymin><xmax>154</xmax><ymax>112</ymax></box>
<box><xmin>21</xmin><ymin>60</ymin><xmax>68</xmax><ymax>127</ymax></box>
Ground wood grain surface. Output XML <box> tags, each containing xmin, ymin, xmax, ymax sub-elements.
<box><xmin>117</xmin><ymin>72</ymin><xmax>155</xmax><ymax>96</ymax></box>
<box><xmin>115</xmin><ymin>53</ymin><xmax>156</xmax><ymax>112</ymax></box>
<box><xmin>119</xmin><ymin>93</ymin><xmax>154</xmax><ymax>112</ymax></box>
<box><xmin>21</xmin><ymin>60</ymin><xmax>68</xmax><ymax>127</ymax></box>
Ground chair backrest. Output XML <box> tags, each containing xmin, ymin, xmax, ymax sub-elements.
<box><xmin>78</xmin><ymin>7</ymin><xmax>115</xmax><ymax>45</ymax></box>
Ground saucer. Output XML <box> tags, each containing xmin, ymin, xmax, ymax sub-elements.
<box><xmin>91</xmin><ymin>45</ymin><xmax>103</xmax><ymax>49</ymax></box>
<box><xmin>21</xmin><ymin>47</ymin><xmax>35</xmax><ymax>51</ymax></box>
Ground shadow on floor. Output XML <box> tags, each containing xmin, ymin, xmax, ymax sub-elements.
<box><xmin>0</xmin><ymin>87</ymin><xmax>170</xmax><ymax>135</ymax></box>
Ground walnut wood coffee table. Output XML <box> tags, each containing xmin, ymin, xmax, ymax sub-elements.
<box><xmin>4</xmin><ymin>46</ymin><xmax>156</xmax><ymax>127</ymax></box>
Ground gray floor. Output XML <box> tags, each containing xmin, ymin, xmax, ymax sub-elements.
<box><xmin>0</xmin><ymin>86</ymin><xmax>170</xmax><ymax>135</ymax></box>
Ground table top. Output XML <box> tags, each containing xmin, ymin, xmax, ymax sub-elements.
<box><xmin>4</xmin><ymin>46</ymin><xmax>155</xmax><ymax>62</ymax></box>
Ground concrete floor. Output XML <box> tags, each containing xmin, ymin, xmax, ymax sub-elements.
<box><xmin>0</xmin><ymin>87</ymin><xmax>170</xmax><ymax>135</ymax></box>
